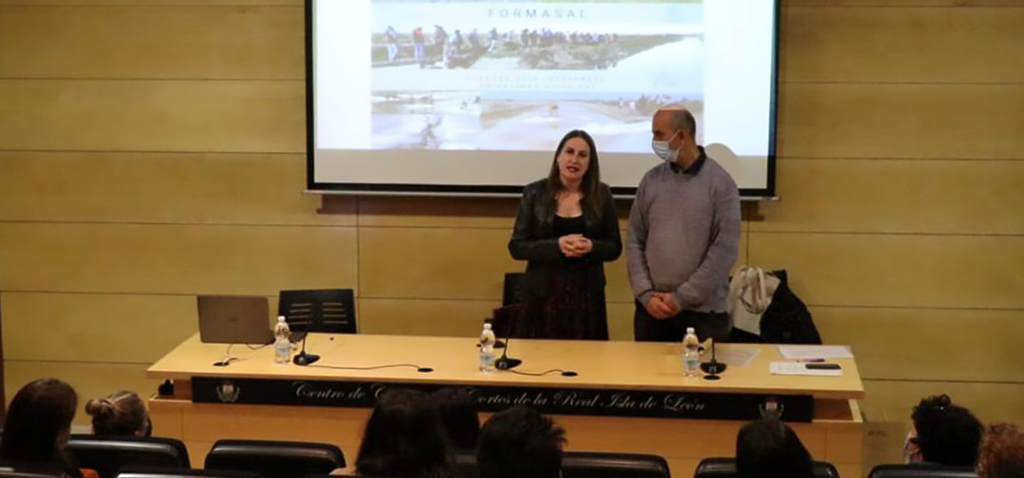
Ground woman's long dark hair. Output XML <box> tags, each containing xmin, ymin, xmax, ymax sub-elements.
<box><xmin>545</xmin><ymin>129</ymin><xmax>607</xmax><ymax>219</ymax></box>
<box><xmin>356</xmin><ymin>388</ymin><xmax>455</xmax><ymax>478</ymax></box>
<box><xmin>0</xmin><ymin>378</ymin><xmax>79</xmax><ymax>473</ymax></box>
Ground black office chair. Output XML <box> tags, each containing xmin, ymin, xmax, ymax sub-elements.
<box><xmin>204</xmin><ymin>440</ymin><xmax>345</xmax><ymax>478</ymax></box>
<box><xmin>0</xmin><ymin>471</ymin><xmax>66</xmax><ymax>478</ymax></box>
<box><xmin>118</xmin><ymin>467</ymin><xmax>264</xmax><ymax>478</ymax></box>
<box><xmin>0</xmin><ymin>463</ymin><xmax>70</xmax><ymax>478</ymax></box>
<box><xmin>563</xmin><ymin>452</ymin><xmax>671</xmax><ymax>478</ymax></box>
<box><xmin>502</xmin><ymin>273</ymin><xmax>527</xmax><ymax>306</ymax></box>
<box><xmin>868</xmin><ymin>464</ymin><xmax>977</xmax><ymax>478</ymax></box>
<box><xmin>694</xmin><ymin>458</ymin><xmax>840</xmax><ymax>478</ymax></box>
<box><xmin>277</xmin><ymin>289</ymin><xmax>356</xmax><ymax>335</ymax></box>
<box><xmin>64</xmin><ymin>436</ymin><xmax>191</xmax><ymax>478</ymax></box>
<box><xmin>453</xmin><ymin>452</ymin><xmax>480</xmax><ymax>478</ymax></box>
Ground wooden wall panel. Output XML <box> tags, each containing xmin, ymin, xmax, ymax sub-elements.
<box><xmin>359</xmin><ymin>227</ymin><xmax>518</xmax><ymax>300</ymax></box>
<box><xmin>756</xmin><ymin>159</ymin><xmax>1024</xmax><ymax>234</ymax></box>
<box><xmin>0</xmin><ymin>152</ymin><xmax>354</xmax><ymax>225</ymax></box>
<box><xmin>0</xmin><ymin>223</ymin><xmax>357</xmax><ymax>295</ymax></box>
<box><xmin>4</xmin><ymin>361</ymin><xmax>157</xmax><ymax>426</ymax></box>
<box><xmin>359</xmin><ymin>298</ymin><xmax>500</xmax><ymax>337</ymax></box>
<box><xmin>784</xmin><ymin>1</ymin><xmax>1020</xmax><ymax>6</ymax></box>
<box><xmin>357</xmin><ymin>196</ymin><xmax>519</xmax><ymax>229</ymax></box>
<box><xmin>748</xmin><ymin>233</ymin><xmax>1024</xmax><ymax>309</ymax></box>
<box><xmin>860</xmin><ymin>380</ymin><xmax>1024</xmax><ymax>425</ymax></box>
<box><xmin>777</xmin><ymin>83</ymin><xmax>1024</xmax><ymax>160</ymax></box>
<box><xmin>0</xmin><ymin>80</ymin><xmax>304</xmax><ymax>152</ymax></box>
<box><xmin>781</xmin><ymin>7</ymin><xmax>1024</xmax><ymax>83</ymax></box>
<box><xmin>1</xmin><ymin>292</ymin><xmax>198</xmax><ymax>363</ymax></box>
<box><xmin>0</xmin><ymin>1</ymin><xmax>302</xmax><ymax>5</ymax></box>
<box><xmin>357</xmin><ymin>196</ymin><xmax>632</xmax><ymax>230</ymax></box>
<box><xmin>813</xmin><ymin>307</ymin><xmax>1024</xmax><ymax>383</ymax></box>
<box><xmin>0</xmin><ymin>6</ymin><xmax>302</xmax><ymax>79</ymax></box>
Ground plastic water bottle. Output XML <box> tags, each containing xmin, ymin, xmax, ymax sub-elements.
<box><xmin>683</xmin><ymin>327</ymin><xmax>700</xmax><ymax>377</ymax></box>
<box><xmin>479</xmin><ymin>322</ymin><xmax>496</xmax><ymax>374</ymax></box>
<box><xmin>274</xmin><ymin>316</ymin><xmax>291</xmax><ymax>364</ymax></box>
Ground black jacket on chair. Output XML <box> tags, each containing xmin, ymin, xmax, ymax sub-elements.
<box><xmin>508</xmin><ymin>179</ymin><xmax>622</xmax><ymax>298</ymax></box>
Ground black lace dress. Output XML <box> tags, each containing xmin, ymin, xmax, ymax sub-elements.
<box><xmin>516</xmin><ymin>215</ymin><xmax>610</xmax><ymax>340</ymax></box>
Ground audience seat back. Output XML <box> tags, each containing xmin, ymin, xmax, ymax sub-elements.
<box><xmin>65</xmin><ymin>436</ymin><xmax>191</xmax><ymax>478</ymax></box>
<box><xmin>868</xmin><ymin>464</ymin><xmax>977</xmax><ymax>478</ymax></box>
<box><xmin>563</xmin><ymin>452</ymin><xmax>671</xmax><ymax>478</ymax></box>
<box><xmin>694</xmin><ymin>457</ymin><xmax>839</xmax><ymax>478</ymax></box>
<box><xmin>204</xmin><ymin>440</ymin><xmax>344</xmax><ymax>478</ymax></box>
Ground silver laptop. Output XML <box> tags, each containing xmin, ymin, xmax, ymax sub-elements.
<box><xmin>197</xmin><ymin>295</ymin><xmax>274</xmax><ymax>344</ymax></box>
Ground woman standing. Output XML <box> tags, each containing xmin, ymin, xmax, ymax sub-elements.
<box><xmin>509</xmin><ymin>130</ymin><xmax>622</xmax><ymax>340</ymax></box>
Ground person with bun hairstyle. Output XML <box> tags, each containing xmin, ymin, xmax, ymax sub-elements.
<box><xmin>85</xmin><ymin>391</ymin><xmax>152</xmax><ymax>438</ymax></box>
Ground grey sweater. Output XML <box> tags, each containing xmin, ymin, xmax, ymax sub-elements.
<box><xmin>626</xmin><ymin>149</ymin><xmax>741</xmax><ymax>313</ymax></box>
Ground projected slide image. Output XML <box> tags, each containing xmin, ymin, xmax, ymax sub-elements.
<box><xmin>479</xmin><ymin>92</ymin><xmax>701</xmax><ymax>153</ymax></box>
<box><xmin>371</xmin><ymin>91</ymin><xmax>481</xmax><ymax>150</ymax></box>
<box><xmin>370</xmin><ymin>1</ymin><xmax>703</xmax><ymax>71</ymax></box>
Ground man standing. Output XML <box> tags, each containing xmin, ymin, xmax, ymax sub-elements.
<box><xmin>627</xmin><ymin>106</ymin><xmax>741</xmax><ymax>342</ymax></box>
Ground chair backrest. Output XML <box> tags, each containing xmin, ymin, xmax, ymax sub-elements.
<box><xmin>204</xmin><ymin>440</ymin><xmax>345</xmax><ymax>478</ymax></box>
<box><xmin>694</xmin><ymin>457</ymin><xmax>839</xmax><ymax>478</ymax></box>
<box><xmin>868</xmin><ymin>465</ymin><xmax>977</xmax><ymax>478</ymax></box>
<box><xmin>64</xmin><ymin>436</ymin><xmax>190</xmax><ymax>478</ymax></box>
<box><xmin>0</xmin><ymin>464</ymin><xmax>69</xmax><ymax>478</ymax></box>
<box><xmin>0</xmin><ymin>472</ymin><xmax>66</xmax><ymax>478</ymax></box>
<box><xmin>277</xmin><ymin>289</ymin><xmax>355</xmax><ymax>334</ymax></box>
<box><xmin>563</xmin><ymin>452</ymin><xmax>671</xmax><ymax>478</ymax></box>
<box><xmin>502</xmin><ymin>273</ymin><xmax>526</xmax><ymax>307</ymax></box>
<box><xmin>454</xmin><ymin>451</ymin><xmax>669</xmax><ymax>478</ymax></box>
<box><xmin>117</xmin><ymin>467</ymin><xmax>264</xmax><ymax>478</ymax></box>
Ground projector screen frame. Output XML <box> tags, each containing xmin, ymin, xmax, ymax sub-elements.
<box><xmin>304</xmin><ymin>0</ymin><xmax>780</xmax><ymax>200</ymax></box>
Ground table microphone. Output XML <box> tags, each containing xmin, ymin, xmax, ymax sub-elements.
<box><xmin>700</xmin><ymin>338</ymin><xmax>726</xmax><ymax>380</ymax></box>
<box><xmin>495</xmin><ymin>310</ymin><xmax>521</xmax><ymax>370</ymax></box>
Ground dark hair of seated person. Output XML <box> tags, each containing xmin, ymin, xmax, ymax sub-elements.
<box><xmin>912</xmin><ymin>394</ymin><xmax>984</xmax><ymax>467</ymax></box>
<box><xmin>477</xmin><ymin>405</ymin><xmax>566</xmax><ymax>478</ymax></box>
<box><xmin>355</xmin><ymin>388</ymin><xmax>456</xmax><ymax>478</ymax></box>
<box><xmin>977</xmin><ymin>423</ymin><xmax>1024</xmax><ymax>478</ymax></box>
<box><xmin>0</xmin><ymin>378</ymin><xmax>86</xmax><ymax>478</ymax></box>
<box><xmin>736</xmin><ymin>418</ymin><xmax>813</xmax><ymax>478</ymax></box>
<box><xmin>430</xmin><ymin>387</ymin><xmax>480</xmax><ymax>451</ymax></box>
<box><xmin>85</xmin><ymin>390</ymin><xmax>153</xmax><ymax>438</ymax></box>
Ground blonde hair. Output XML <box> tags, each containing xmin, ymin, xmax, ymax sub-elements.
<box><xmin>84</xmin><ymin>390</ymin><xmax>150</xmax><ymax>437</ymax></box>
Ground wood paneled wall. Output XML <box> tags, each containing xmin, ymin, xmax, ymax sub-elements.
<box><xmin>1</xmin><ymin>0</ymin><xmax>1022</xmax><ymax>472</ymax></box>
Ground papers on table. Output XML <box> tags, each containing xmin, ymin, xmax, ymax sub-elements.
<box><xmin>710</xmin><ymin>347</ymin><xmax>760</xmax><ymax>368</ymax></box>
<box><xmin>769</xmin><ymin>362</ymin><xmax>843</xmax><ymax>377</ymax></box>
<box><xmin>778</xmin><ymin>345</ymin><xmax>853</xmax><ymax>360</ymax></box>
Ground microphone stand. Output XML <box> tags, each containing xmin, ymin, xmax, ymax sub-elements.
<box><xmin>293</xmin><ymin>313</ymin><xmax>323</xmax><ymax>366</ymax></box>
<box><xmin>699</xmin><ymin>338</ymin><xmax>726</xmax><ymax>380</ymax></box>
<box><xmin>494</xmin><ymin>307</ymin><xmax>522</xmax><ymax>370</ymax></box>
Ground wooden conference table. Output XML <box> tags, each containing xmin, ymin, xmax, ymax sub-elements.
<box><xmin>148</xmin><ymin>334</ymin><xmax>864</xmax><ymax>478</ymax></box>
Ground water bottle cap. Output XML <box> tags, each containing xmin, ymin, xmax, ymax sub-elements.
<box><xmin>278</xmin><ymin>316</ymin><xmax>286</xmax><ymax>323</ymax></box>
<box><xmin>484</xmin><ymin>323</ymin><xmax>492</xmax><ymax>329</ymax></box>
<box><xmin>686</xmin><ymin>327</ymin><xmax>695</xmax><ymax>334</ymax></box>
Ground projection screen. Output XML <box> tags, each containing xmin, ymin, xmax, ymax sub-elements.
<box><xmin>306</xmin><ymin>0</ymin><xmax>779</xmax><ymax>198</ymax></box>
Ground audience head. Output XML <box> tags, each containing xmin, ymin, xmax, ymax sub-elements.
<box><xmin>908</xmin><ymin>394</ymin><xmax>983</xmax><ymax>466</ymax></box>
<box><xmin>0</xmin><ymin>378</ymin><xmax>78</xmax><ymax>464</ymax></box>
<box><xmin>356</xmin><ymin>388</ymin><xmax>453</xmax><ymax>478</ymax></box>
<box><xmin>430</xmin><ymin>387</ymin><xmax>480</xmax><ymax>451</ymax></box>
<box><xmin>477</xmin><ymin>406</ymin><xmax>566</xmax><ymax>478</ymax></box>
<box><xmin>736</xmin><ymin>418</ymin><xmax>813</xmax><ymax>478</ymax></box>
<box><xmin>978</xmin><ymin>423</ymin><xmax>1024</xmax><ymax>478</ymax></box>
<box><xmin>85</xmin><ymin>390</ymin><xmax>152</xmax><ymax>438</ymax></box>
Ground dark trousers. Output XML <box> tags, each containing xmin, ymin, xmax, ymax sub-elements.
<box><xmin>633</xmin><ymin>300</ymin><xmax>731</xmax><ymax>342</ymax></box>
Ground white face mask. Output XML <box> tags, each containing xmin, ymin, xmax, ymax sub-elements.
<box><xmin>651</xmin><ymin>131</ymin><xmax>681</xmax><ymax>163</ymax></box>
